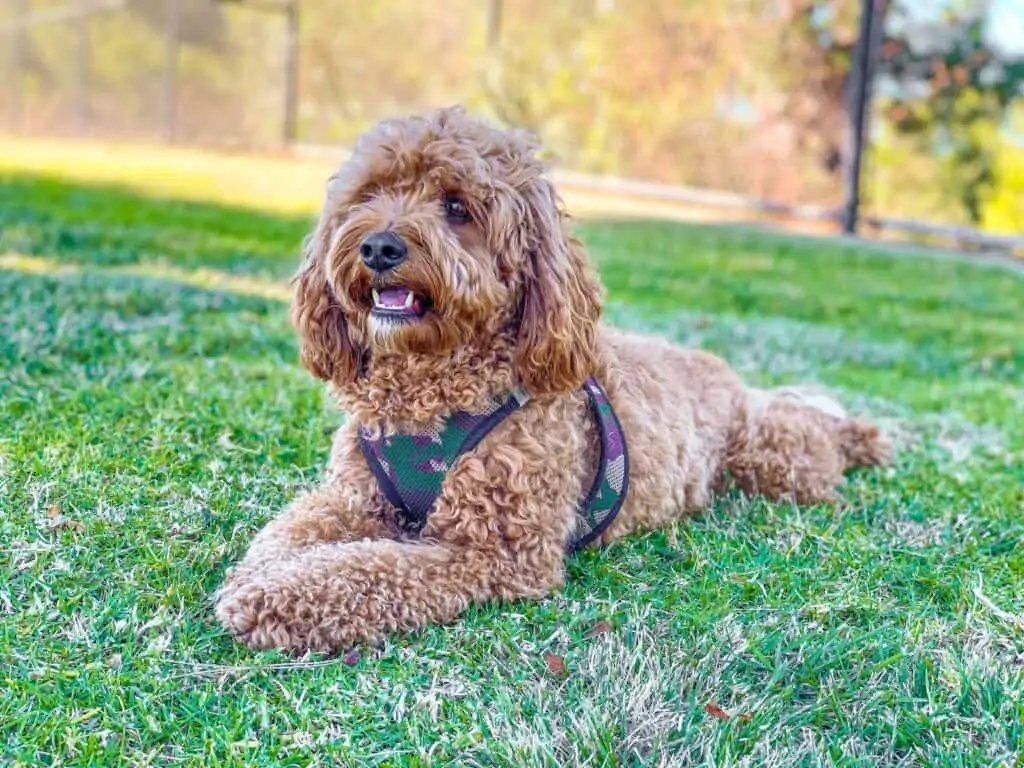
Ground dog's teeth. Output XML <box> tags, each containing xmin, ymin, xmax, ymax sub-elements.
<box><xmin>372</xmin><ymin>289</ymin><xmax>381</xmax><ymax>307</ymax></box>
<box><xmin>403</xmin><ymin>291</ymin><xmax>414</xmax><ymax>309</ymax></box>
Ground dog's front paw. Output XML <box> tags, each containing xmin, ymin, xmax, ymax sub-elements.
<box><xmin>216</xmin><ymin>575</ymin><xmax>358</xmax><ymax>654</ymax></box>
<box><xmin>215</xmin><ymin>581</ymin><xmax>296</xmax><ymax>651</ymax></box>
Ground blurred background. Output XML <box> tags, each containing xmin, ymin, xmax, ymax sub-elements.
<box><xmin>1</xmin><ymin>0</ymin><xmax>1022</xmax><ymax>253</ymax></box>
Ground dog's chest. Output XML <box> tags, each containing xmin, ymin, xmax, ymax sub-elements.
<box><xmin>357</xmin><ymin>377</ymin><xmax>629</xmax><ymax>552</ymax></box>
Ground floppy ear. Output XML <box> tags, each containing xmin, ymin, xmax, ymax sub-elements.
<box><xmin>516</xmin><ymin>178</ymin><xmax>603</xmax><ymax>396</ymax></box>
<box><xmin>290</xmin><ymin>212</ymin><xmax>362</xmax><ymax>386</ymax></box>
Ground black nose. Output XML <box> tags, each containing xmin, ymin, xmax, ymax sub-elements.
<box><xmin>359</xmin><ymin>231</ymin><xmax>408</xmax><ymax>272</ymax></box>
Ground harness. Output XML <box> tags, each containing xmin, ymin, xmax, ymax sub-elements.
<box><xmin>357</xmin><ymin>376</ymin><xmax>629</xmax><ymax>553</ymax></box>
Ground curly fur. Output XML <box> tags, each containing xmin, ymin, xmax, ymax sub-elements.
<box><xmin>216</xmin><ymin>106</ymin><xmax>892</xmax><ymax>654</ymax></box>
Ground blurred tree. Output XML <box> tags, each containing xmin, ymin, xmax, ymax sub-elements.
<box><xmin>296</xmin><ymin>0</ymin><xmax>475</xmax><ymax>145</ymax></box>
<box><xmin>475</xmin><ymin>0</ymin><xmax>830</xmax><ymax>199</ymax></box>
<box><xmin>880</xmin><ymin>4</ymin><xmax>1024</xmax><ymax>224</ymax></box>
<box><xmin>5</xmin><ymin>0</ymin><xmax>1019</xmax><ymax>231</ymax></box>
<box><xmin>125</xmin><ymin>0</ymin><xmax>227</xmax><ymax>49</ymax></box>
<box><xmin>979</xmin><ymin>104</ymin><xmax>1024</xmax><ymax>234</ymax></box>
<box><xmin>768</xmin><ymin>0</ymin><xmax>1023</xmax><ymax>220</ymax></box>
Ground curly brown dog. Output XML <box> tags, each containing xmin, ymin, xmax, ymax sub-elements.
<box><xmin>215</xmin><ymin>106</ymin><xmax>891</xmax><ymax>654</ymax></box>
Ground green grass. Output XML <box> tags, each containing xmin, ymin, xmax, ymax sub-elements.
<box><xmin>2</xmin><ymin>163</ymin><xmax>1023</xmax><ymax>768</ymax></box>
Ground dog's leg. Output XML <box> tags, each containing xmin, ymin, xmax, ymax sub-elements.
<box><xmin>725</xmin><ymin>388</ymin><xmax>891</xmax><ymax>503</ymax></box>
<box><xmin>217</xmin><ymin>423</ymin><xmax>398</xmax><ymax>588</ymax></box>
<box><xmin>214</xmin><ymin>482</ymin><xmax>397</xmax><ymax>624</ymax></box>
<box><xmin>216</xmin><ymin>445</ymin><xmax>575</xmax><ymax>654</ymax></box>
<box><xmin>221</xmin><ymin>484</ymin><xmax>395</xmax><ymax>573</ymax></box>
<box><xmin>215</xmin><ymin>536</ymin><xmax>561</xmax><ymax>654</ymax></box>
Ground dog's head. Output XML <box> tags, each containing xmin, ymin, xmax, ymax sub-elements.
<box><xmin>291</xmin><ymin>106</ymin><xmax>603</xmax><ymax>397</ymax></box>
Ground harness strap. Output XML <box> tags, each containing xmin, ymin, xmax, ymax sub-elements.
<box><xmin>358</xmin><ymin>388</ymin><xmax>530</xmax><ymax>533</ymax></box>
<box><xmin>358</xmin><ymin>376</ymin><xmax>629</xmax><ymax>551</ymax></box>
<box><xmin>569</xmin><ymin>377</ymin><xmax>630</xmax><ymax>552</ymax></box>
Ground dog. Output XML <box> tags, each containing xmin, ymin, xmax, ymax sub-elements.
<box><xmin>215</xmin><ymin>106</ymin><xmax>891</xmax><ymax>654</ymax></box>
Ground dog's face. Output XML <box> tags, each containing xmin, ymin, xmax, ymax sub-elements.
<box><xmin>291</xmin><ymin>106</ymin><xmax>602</xmax><ymax>397</ymax></box>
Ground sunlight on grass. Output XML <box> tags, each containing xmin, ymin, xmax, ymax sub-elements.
<box><xmin>0</xmin><ymin>253</ymin><xmax>291</xmax><ymax>301</ymax></box>
<box><xmin>0</xmin><ymin>135</ymin><xmax>744</xmax><ymax>223</ymax></box>
<box><xmin>0</xmin><ymin>136</ymin><xmax>332</xmax><ymax>216</ymax></box>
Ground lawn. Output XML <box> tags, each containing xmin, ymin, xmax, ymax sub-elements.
<box><xmin>1</xmin><ymin>142</ymin><xmax>1023</xmax><ymax>767</ymax></box>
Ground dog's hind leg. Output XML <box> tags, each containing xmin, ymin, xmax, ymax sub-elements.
<box><xmin>723</xmin><ymin>387</ymin><xmax>891</xmax><ymax>504</ymax></box>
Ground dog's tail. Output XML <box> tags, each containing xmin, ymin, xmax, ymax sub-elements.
<box><xmin>837</xmin><ymin>418</ymin><xmax>892</xmax><ymax>469</ymax></box>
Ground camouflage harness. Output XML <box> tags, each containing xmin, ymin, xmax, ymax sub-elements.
<box><xmin>358</xmin><ymin>376</ymin><xmax>630</xmax><ymax>553</ymax></box>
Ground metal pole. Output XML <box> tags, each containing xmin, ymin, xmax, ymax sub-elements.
<box><xmin>485</xmin><ymin>0</ymin><xmax>501</xmax><ymax>48</ymax></box>
<box><xmin>841</xmin><ymin>0</ymin><xmax>882</xmax><ymax>235</ymax></box>
<box><xmin>282</xmin><ymin>0</ymin><xmax>298</xmax><ymax>146</ymax></box>
<box><xmin>162</xmin><ymin>0</ymin><xmax>181</xmax><ymax>142</ymax></box>
<box><xmin>75</xmin><ymin>0</ymin><xmax>90</xmax><ymax>131</ymax></box>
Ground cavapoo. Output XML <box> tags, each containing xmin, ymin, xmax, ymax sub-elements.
<box><xmin>215</xmin><ymin>106</ymin><xmax>891</xmax><ymax>653</ymax></box>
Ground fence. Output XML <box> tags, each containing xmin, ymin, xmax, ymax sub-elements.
<box><xmin>2</xmin><ymin>0</ymin><xmax>1022</xmax><ymax>255</ymax></box>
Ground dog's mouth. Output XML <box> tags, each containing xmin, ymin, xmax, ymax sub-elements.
<box><xmin>369</xmin><ymin>286</ymin><xmax>430</xmax><ymax>321</ymax></box>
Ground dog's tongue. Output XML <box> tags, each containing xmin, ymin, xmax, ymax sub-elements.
<box><xmin>377</xmin><ymin>288</ymin><xmax>411</xmax><ymax>308</ymax></box>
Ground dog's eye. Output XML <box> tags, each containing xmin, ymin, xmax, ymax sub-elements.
<box><xmin>443</xmin><ymin>196</ymin><xmax>471</xmax><ymax>224</ymax></box>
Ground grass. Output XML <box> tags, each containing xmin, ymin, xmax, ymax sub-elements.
<box><xmin>2</xmin><ymin>139</ymin><xmax>1024</xmax><ymax>767</ymax></box>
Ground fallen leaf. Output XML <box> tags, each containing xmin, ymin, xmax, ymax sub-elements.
<box><xmin>544</xmin><ymin>652</ymin><xmax>567</xmax><ymax>677</ymax></box>
<box><xmin>105</xmin><ymin>653</ymin><xmax>123</xmax><ymax>670</ymax></box>
<box><xmin>342</xmin><ymin>648</ymin><xmax>361</xmax><ymax>667</ymax></box>
<box><xmin>587</xmin><ymin>621</ymin><xmax>612</xmax><ymax>637</ymax></box>
<box><xmin>704</xmin><ymin>703</ymin><xmax>731</xmax><ymax>720</ymax></box>
<box><xmin>48</xmin><ymin>512</ymin><xmax>85</xmax><ymax>532</ymax></box>
<box><xmin>45</xmin><ymin>503</ymin><xmax>84</xmax><ymax>532</ymax></box>
<box><xmin>737</xmin><ymin>713</ymin><xmax>752</xmax><ymax>723</ymax></box>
